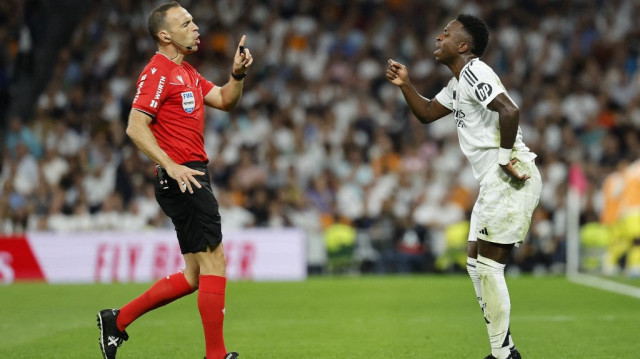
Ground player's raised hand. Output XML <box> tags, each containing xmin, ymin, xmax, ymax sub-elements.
<box><xmin>386</xmin><ymin>59</ymin><xmax>410</xmax><ymax>86</ymax></box>
<box><xmin>233</xmin><ymin>35</ymin><xmax>253</xmax><ymax>75</ymax></box>
<box><xmin>500</xmin><ymin>158</ymin><xmax>531</xmax><ymax>182</ymax></box>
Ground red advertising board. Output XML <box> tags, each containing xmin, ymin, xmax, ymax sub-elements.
<box><xmin>0</xmin><ymin>236</ymin><xmax>45</xmax><ymax>282</ymax></box>
<box><xmin>0</xmin><ymin>229</ymin><xmax>305</xmax><ymax>284</ymax></box>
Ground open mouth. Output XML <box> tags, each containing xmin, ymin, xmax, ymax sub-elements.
<box><xmin>434</xmin><ymin>42</ymin><xmax>442</xmax><ymax>55</ymax></box>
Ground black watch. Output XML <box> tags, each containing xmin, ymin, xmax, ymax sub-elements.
<box><xmin>231</xmin><ymin>72</ymin><xmax>247</xmax><ymax>80</ymax></box>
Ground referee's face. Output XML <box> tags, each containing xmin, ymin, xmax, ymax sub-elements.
<box><xmin>165</xmin><ymin>6</ymin><xmax>201</xmax><ymax>53</ymax></box>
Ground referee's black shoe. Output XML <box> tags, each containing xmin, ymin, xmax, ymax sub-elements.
<box><xmin>97</xmin><ymin>309</ymin><xmax>129</xmax><ymax>359</ymax></box>
<box><xmin>205</xmin><ymin>353</ymin><xmax>239</xmax><ymax>359</ymax></box>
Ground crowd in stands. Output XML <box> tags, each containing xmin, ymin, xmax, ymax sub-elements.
<box><xmin>2</xmin><ymin>0</ymin><xmax>640</xmax><ymax>275</ymax></box>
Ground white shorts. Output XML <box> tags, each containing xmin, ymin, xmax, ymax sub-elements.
<box><xmin>468</xmin><ymin>160</ymin><xmax>542</xmax><ymax>245</ymax></box>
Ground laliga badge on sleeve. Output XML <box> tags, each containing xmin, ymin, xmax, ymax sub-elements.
<box><xmin>181</xmin><ymin>91</ymin><xmax>195</xmax><ymax>113</ymax></box>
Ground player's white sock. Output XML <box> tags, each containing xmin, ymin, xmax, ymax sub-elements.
<box><xmin>466</xmin><ymin>257</ymin><xmax>484</xmax><ymax>309</ymax></box>
<box><xmin>477</xmin><ymin>255</ymin><xmax>511</xmax><ymax>359</ymax></box>
<box><xmin>468</xmin><ymin>257</ymin><xmax>515</xmax><ymax>350</ymax></box>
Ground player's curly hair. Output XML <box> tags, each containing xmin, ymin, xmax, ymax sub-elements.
<box><xmin>456</xmin><ymin>14</ymin><xmax>489</xmax><ymax>57</ymax></box>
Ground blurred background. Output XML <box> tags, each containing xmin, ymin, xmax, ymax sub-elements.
<box><xmin>1</xmin><ymin>0</ymin><xmax>639</xmax><ymax>281</ymax></box>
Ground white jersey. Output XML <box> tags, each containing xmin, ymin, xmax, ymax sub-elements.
<box><xmin>435</xmin><ymin>59</ymin><xmax>536</xmax><ymax>183</ymax></box>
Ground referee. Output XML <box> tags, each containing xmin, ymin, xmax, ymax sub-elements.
<box><xmin>96</xmin><ymin>2</ymin><xmax>252</xmax><ymax>359</ymax></box>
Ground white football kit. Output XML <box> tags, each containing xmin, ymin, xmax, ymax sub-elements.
<box><xmin>435</xmin><ymin>59</ymin><xmax>542</xmax><ymax>244</ymax></box>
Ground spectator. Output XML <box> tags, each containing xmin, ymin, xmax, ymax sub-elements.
<box><xmin>5</xmin><ymin>117</ymin><xmax>42</xmax><ymax>159</ymax></box>
<box><xmin>2</xmin><ymin>0</ymin><xmax>640</xmax><ymax>276</ymax></box>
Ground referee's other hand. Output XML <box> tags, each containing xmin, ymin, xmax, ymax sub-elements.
<box><xmin>166</xmin><ymin>163</ymin><xmax>204</xmax><ymax>194</ymax></box>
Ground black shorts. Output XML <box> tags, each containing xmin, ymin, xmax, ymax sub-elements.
<box><xmin>154</xmin><ymin>161</ymin><xmax>223</xmax><ymax>254</ymax></box>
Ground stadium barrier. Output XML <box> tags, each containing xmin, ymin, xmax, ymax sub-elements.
<box><xmin>0</xmin><ymin>229</ymin><xmax>306</xmax><ymax>284</ymax></box>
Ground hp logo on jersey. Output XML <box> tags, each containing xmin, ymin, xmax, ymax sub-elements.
<box><xmin>181</xmin><ymin>91</ymin><xmax>195</xmax><ymax>114</ymax></box>
<box><xmin>474</xmin><ymin>83</ymin><xmax>493</xmax><ymax>102</ymax></box>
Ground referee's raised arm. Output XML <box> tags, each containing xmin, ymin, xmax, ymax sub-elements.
<box><xmin>204</xmin><ymin>35</ymin><xmax>254</xmax><ymax>111</ymax></box>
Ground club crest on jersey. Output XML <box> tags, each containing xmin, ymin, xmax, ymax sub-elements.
<box><xmin>181</xmin><ymin>91</ymin><xmax>195</xmax><ymax>113</ymax></box>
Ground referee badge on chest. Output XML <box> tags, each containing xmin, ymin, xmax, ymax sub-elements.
<box><xmin>181</xmin><ymin>91</ymin><xmax>195</xmax><ymax>113</ymax></box>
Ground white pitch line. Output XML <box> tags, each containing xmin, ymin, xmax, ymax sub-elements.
<box><xmin>568</xmin><ymin>273</ymin><xmax>640</xmax><ymax>299</ymax></box>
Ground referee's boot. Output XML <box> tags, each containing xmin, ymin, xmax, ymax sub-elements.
<box><xmin>97</xmin><ymin>309</ymin><xmax>129</xmax><ymax>359</ymax></box>
<box><xmin>204</xmin><ymin>353</ymin><xmax>239</xmax><ymax>359</ymax></box>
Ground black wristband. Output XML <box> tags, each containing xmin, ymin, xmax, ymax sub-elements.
<box><xmin>231</xmin><ymin>72</ymin><xmax>247</xmax><ymax>80</ymax></box>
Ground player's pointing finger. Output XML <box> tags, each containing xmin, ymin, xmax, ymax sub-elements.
<box><xmin>238</xmin><ymin>35</ymin><xmax>246</xmax><ymax>47</ymax></box>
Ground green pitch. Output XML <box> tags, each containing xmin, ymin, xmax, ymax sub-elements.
<box><xmin>1</xmin><ymin>275</ymin><xmax>638</xmax><ymax>358</ymax></box>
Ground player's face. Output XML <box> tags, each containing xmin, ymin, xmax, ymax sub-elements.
<box><xmin>434</xmin><ymin>20</ymin><xmax>464</xmax><ymax>64</ymax></box>
<box><xmin>165</xmin><ymin>6</ymin><xmax>200</xmax><ymax>52</ymax></box>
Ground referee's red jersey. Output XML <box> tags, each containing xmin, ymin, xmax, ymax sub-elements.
<box><xmin>132</xmin><ymin>53</ymin><xmax>215</xmax><ymax>164</ymax></box>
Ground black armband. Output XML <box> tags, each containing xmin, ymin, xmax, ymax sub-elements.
<box><xmin>231</xmin><ymin>72</ymin><xmax>247</xmax><ymax>80</ymax></box>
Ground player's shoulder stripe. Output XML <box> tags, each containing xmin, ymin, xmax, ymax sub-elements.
<box><xmin>466</xmin><ymin>68</ymin><xmax>479</xmax><ymax>81</ymax></box>
<box><xmin>461</xmin><ymin>70</ymin><xmax>476</xmax><ymax>86</ymax></box>
<box><xmin>460</xmin><ymin>60</ymin><xmax>478</xmax><ymax>86</ymax></box>
<box><xmin>463</xmin><ymin>60</ymin><xmax>479</xmax><ymax>80</ymax></box>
